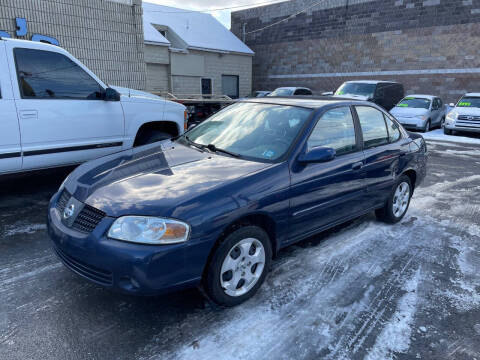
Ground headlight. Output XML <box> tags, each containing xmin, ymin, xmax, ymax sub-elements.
<box><xmin>108</xmin><ymin>216</ymin><xmax>190</xmax><ymax>245</ymax></box>
<box><xmin>446</xmin><ymin>111</ymin><xmax>457</xmax><ymax>122</ymax></box>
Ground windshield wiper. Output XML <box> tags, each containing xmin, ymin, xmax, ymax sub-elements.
<box><xmin>184</xmin><ymin>136</ymin><xmax>206</xmax><ymax>151</ymax></box>
<box><xmin>206</xmin><ymin>144</ymin><xmax>240</xmax><ymax>158</ymax></box>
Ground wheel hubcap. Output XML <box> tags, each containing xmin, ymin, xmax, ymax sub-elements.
<box><xmin>220</xmin><ymin>238</ymin><xmax>265</xmax><ymax>297</ymax></box>
<box><xmin>392</xmin><ymin>182</ymin><xmax>410</xmax><ymax>218</ymax></box>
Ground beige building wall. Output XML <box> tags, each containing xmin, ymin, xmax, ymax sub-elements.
<box><xmin>145</xmin><ymin>45</ymin><xmax>253</xmax><ymax>97</ymax></box>
<box><xmin>0</xmin><ymin>0</ymin><xmax>146</xmax><ymax>90</ymax></box>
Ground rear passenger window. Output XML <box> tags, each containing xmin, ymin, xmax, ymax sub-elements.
<box><xmin>355</xmin><ymin>106</ymin><xmax>389</xmax><ymax>149</ymax></box>
<box><xmin>308</xmin><ymin>106</ymin><xmax>357</xmax><ymax>156</ymax></box>
<box><xmin>385</xmin><ymin>116</ymin><xmax>401</xmax><ymax>143</ymax></box>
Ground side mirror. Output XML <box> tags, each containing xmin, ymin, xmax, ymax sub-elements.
<box><xmin>298</xmin><ymin>147</ymin><xmax>336</xmax><ymax>164</ymax></box>
<box><xmin>449</xmin><ymin>103</ymin><xmax>455</xmax><ymax>107</ymax></box>
<box><xmin>104</xmin><ymin>87</ymin><xmax>120</xmax><ymax>101</ymax></box>
<box><xmin>322</xmin><ymin>91</ymin><xmax>334</xmax><ymax>96</ymax></box>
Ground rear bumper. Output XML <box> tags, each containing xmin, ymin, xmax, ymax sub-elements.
<box><xmin>47</xmin><ymin>192</ymin><xmax>212</xmax><ymax>295</ymax></box>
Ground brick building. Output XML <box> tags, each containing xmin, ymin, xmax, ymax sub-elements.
<box><xmin>0</xmin><ymin>0</ymin><xmax>147</xmax><ymax>90</ymax></box>
<box><xmin>231</xmin><ymin>0</ymin><xmax>480</xmax><ymax>103</ymax></box>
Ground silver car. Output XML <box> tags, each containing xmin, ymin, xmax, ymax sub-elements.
<box><xmin>390</xmin><ymin>95</ymin><xmax>447</xmax><ymax>132</ymax></box>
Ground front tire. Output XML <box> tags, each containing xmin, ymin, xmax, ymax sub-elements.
<box><xmin>444</xmin><ymin>127</ymin><xmax>453</xmax><ymax>135</ymax></box>
<box><xmin>204</xmin><ymin>226</ymin><xmax>272</xmax><ymax>307</ymax></box>
<box><xmin>422</xmin><ymin>120</ymin><xmax>431</xmax><ymax>133</ymax></box>
<box><xmin>375</xmin><ymin>175</ymin><xmax>412</xmax><ymax>224</ymax></box>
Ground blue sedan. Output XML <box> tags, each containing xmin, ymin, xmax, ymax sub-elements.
<box><xmin>47</xmin><ymin>97</ymin><xmax>427</xmax><ymax>306</ymax></box>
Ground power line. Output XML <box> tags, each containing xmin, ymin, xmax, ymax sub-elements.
<box><xmin>144</xmin><ymin>0</ymin><xmax>288</xmax><ymax>14</ymax></box>
<box><xmin>245</xmin><ymin>0</ymin><xmax>326</xmax><ymax>35</ymax></box>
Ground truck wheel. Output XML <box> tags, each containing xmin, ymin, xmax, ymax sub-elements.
<box><xmin>135</xmin><ymin>130</ymin><xmax>171</xmax><ymax>146</ymax></box>
<box><xmin>204</xmin><ymin>226</ymin><xmax>272</xmax><ymax>307</ymax></box>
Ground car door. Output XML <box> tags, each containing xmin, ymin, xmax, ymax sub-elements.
<box><xmin>0</xmin><ymin>42</ymin><xmax>22</xmax><ymax>173</ymax></box>
<box><xmin>288</xmin><ymin>106</ymin><xmax>366</xmax><ymax>242</ymax></box>
<box><xmin>7</xmin><ymin>43</ymin><xmax>125</xmax><ymax>171</ymax></box>
<box><xmin>431</xmin><ymin>98</ymin><xmax>441</xmax><ymax>125</ymax></box>
<box><xmin>354</xmin><ymin>105</ymin><xmax>406</xmax><ymax>208</ymax></box>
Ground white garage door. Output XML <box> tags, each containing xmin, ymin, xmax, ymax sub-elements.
<box><xmin>146</xmin><ymin>63</ymin><xmax>169</xmax><ymax>92</ymax></box>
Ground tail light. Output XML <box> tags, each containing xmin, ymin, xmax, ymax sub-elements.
<box><xmin>184</xmin><ymin>110</ymin><xmax>188</xmax><ymax>131</ymax></box>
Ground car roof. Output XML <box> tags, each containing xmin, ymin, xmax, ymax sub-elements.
<box><xmin>0</xmin><ymin>37</ymin><xmax>59</xmax><ymax>50</ymax></box>
<box><xmin>464</xmin><ymin>93</ymin><xmax>480</xmax><ymax>97</ymax></box>
<box><xmin>344</xmin><ymin>80</ymin><xmax>398</xmax><ymax>85</ymax></box>
<box><xmin>403</xmin><ymin>94</ymin><xmax>435</xmax><ymax>100</ymax></box>
<box><xmin>274</xmin><ymin>87</ymin><xmax>311</xmax><ymax>91</ymax></box>
<box><xmin>240</xmin><ymin>96</ymin><xmax>372</xmax><ymax>109</ymax></box>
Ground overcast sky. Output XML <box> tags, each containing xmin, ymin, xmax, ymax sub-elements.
<box><xmin>145</xmin><ymin>0</ymin><xmax>286</xmax><ymax>29</ymax></box>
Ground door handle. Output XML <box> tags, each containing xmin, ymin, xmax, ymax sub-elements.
<box><xmin>352</xmin><ymin>161</ymin><xmax>363</xmax><ymax>170</ymax></box>
<box><xmin>19</xmin><ymin>110</ymin><xmax>38</xmax><ymax>119</ymax></box>
<box><xmin>399</xmin><ymin>151</ymin><xmax>407</xmax><ymax>157</ymax></box>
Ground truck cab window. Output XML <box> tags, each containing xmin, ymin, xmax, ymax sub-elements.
<box><xmin>14</xmin><ymin>48</ymin><xmax>104</xmax><ymax>100</ymax></box>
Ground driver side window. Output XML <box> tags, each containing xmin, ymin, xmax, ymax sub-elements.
<box><xmin>307</xmin><ymin>106</ymin><xmax>357</xmax><ymax>156</ymax></box>
<box><xmin>14</xmin><ymin>48</ymin><xmax>104</xmax><ymax>100</ymax></box>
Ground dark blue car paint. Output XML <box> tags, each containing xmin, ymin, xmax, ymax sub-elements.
<box><xmin>47</xmin><ymin>99</ymin><xmax>427</xmax><ymax>295</ymax></box>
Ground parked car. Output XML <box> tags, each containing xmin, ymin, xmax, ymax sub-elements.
<box><xmin>323</xmin><ymin>80</ymin><xmax>404</xmax><ymax>111</ymax></box>
<box><xmin>48</xmin><ymin>98</ymin><xmax>427</xmax><ymax>306</ymax></box>
<box><xmin>0</xmin><ymin>38</ymin><xmax>187</xmax><ymax>175</ymax></box>
<box><xmin>250</xmin><ymin>91</ymin><xmax>271</xmax><ymax>98</ymax></box>
<box><xmin>390</xmin><ymin>95</ymin><xmax>446</xmax><ymax>132</ymax></box>
<box><xmin>444</xmin><ymin>93</ymin><xmax>480</xmax><ymax>135</ymax></box>
<box><xmin>268</xmin><ymin>87</ymin><xmax>313</xmax><ymax>96</ymax></box>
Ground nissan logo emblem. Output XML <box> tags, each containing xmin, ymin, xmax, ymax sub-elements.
<box><xmin>63</xmin><ymin>204</ymin><xmax>75</xmax><ymax>219</ymax></box>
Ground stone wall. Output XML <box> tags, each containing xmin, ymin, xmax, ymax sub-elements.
<box><xmin>232</xmin><ymin>0</ymin><xmax>480</xmax><ymax>103</ymax></box>
<box><xmin>0</xmin><ymin>0</ymin><xmax>146</xmax><ymax>90</ymax></box>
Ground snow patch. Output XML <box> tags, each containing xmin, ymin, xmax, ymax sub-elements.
<box><xmin>422</xmin><ymin>129</ymin><xmax>480</xmax><ymax>145</ymax></box>
<box><xmin>365</xmin><ymin>269</ymin><xmax>421</xmax><ymax>360</ymax></box>
<box><xmin>3</xmin><ymin>223</ymin><xmax>47</xmax><ymax>237</ymax></box>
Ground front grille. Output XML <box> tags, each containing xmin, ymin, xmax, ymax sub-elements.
<box><xmin>458</xmin><ymin>115</ymin><xmax>480</xmax><ymax>122</ymax></box>
<box><xmin>55</xmin><ymin>189</ymin><xmax>106</xmax><ymax>234</ymax></box>
<box><xmin>55</xmin><ymin>246</ymin><xmax>113</xmax><ymax>285</ymax></box>
<box><xmin>56</xmin><ymin>189</ymin><xmax>70</xmax><ymax>213</ymax></box>
<box><xmin>72</xmin><ymin>205</ymin><xmax>106</xmax><ymax>234</ymax></box>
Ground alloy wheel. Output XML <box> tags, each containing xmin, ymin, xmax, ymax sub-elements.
<box><xmin>392</xmin><ymin>181</ymin><xmax>410</xmax><ymax>218</ymax></box>
<box><xmin>220</xmin><ymin>238</ymin><xmax>265</xmax><ymax>297</ymax></box>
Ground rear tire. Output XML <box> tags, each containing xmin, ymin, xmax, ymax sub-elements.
<box><xmin>440</xmin><ymin>116</ymin><xmax>445</xmax><ymax>128</ymax></box>
<box><xmin>204</xmin><ymin>226</ymin><xmax>272</xmax><ymax>307</ymax></box>
<box><xmin>375</xmin><ymin>175</ymin><xmax>412</xmax><ymax>224</ymax></box>
<box><xmin>134</xmin><ymin>130</ymin><xmax>171</xmax><ymax>146</ymax></box>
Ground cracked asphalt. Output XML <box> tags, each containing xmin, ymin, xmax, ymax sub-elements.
<box><xmin>1</xmin><ymin>138</ymin><xmax>479</xmax><ymax>360</ymax></box>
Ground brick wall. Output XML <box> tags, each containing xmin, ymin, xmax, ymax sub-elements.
<box><xmin>0</xmin><ymin>0</ymin><xmax>146</xmax><ymax>90</ymax></box>
<box><xmin>232</xmin><ymin>0</ymin><xmax>480</xmax><ymax>103</ymax></box>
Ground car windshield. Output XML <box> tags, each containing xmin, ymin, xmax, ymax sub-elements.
<box><xmin>396</xmin><ymin>97</ymin><xmax>431</xmax><ymax>109</ymax></box>
<box><xmin>268</xmin><ymin>88</ymin><xmax>294</xmax><ymax>96</ymax></box>
<box><xmin>182</xmin><ymin>102</ymin><xmax>312</xmax><ymax>162</ymax></box>
<box><xmin>457</xmin><ymin>97</ymin><xmax>480</xmax><ymax>108</ymax></box>
<box><xmin>335</xmin><ymin>83</ymin><xmax>376</xmax><ymax>98</ymax></box>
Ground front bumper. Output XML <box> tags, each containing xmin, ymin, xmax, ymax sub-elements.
<box><xmin>396</xmin><ymin>118</ymin><xmax>425</xmax><ymax>130</ymax></box>
<box><xmin>47</xmin><ymin>192</ymin><xmax>212</xmax><ymax>295</ymax></box>
<box><xmin>445</xmin><ymin>123</ymin><xmax>480</xmax><ymax>133</ymax></box>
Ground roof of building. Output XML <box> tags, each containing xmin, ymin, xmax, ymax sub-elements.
<box><xmin>142</xmin><ymin>2</ymin><xmax>254</xmax><ymax>55</ymax></box>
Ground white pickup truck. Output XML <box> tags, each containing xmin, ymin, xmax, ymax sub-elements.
<box><xmin>0</xmin><ymin>38</ymin><xmax>187</xmax><ymax>175</ymax></box>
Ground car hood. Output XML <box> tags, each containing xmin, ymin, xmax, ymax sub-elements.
<box><xmin>63</xmin><ymin>141</ymin><xmax>271</xmax><ymax>217</ymax></box>
<box><xmin>450</xmin><ymin>107</ymin><xmax>480</xmax><ymax>116</ymax></box>
<box><xmin>110</xmin><ymin>85</ymin><xmax>165</xmax><ymax>104</ymax></box>
<box><xmin>390</xmin><ymin>107</ymin><xmax>429</xmax><ymax>118</ymax></box>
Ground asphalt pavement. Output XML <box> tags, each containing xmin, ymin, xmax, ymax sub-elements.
<box><xmin>1</xmin><ymin>139</ymin><xmax>479</xmax><ymax>360</ymax></box>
